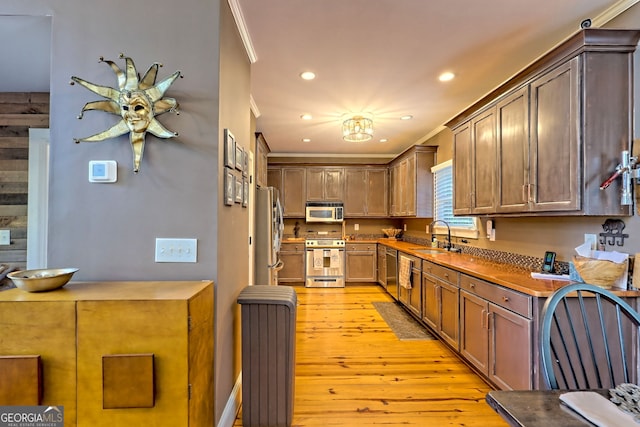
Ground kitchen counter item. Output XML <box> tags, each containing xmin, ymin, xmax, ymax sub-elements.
<box><xmin>382</xmin><ymin>228</ymin><xmax>402</xmax><ymax>239</ymax></box>
<box><xmin>572</xmin><ymin>255</ymin><xmax>627</xmax><ymax>289</ymax></box>
<box><xmin>8</xmin><ymin>268</ymin><xmax>78</xmax><ymax>292</ymax></box>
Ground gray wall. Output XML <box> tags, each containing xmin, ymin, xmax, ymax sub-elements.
<box><xmin>1</xmin><ymin>0</ymin><xmax>250</xmax><ymax>424</ymax></box>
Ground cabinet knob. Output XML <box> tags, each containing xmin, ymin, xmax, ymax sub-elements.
<box><xmin>470</xmin><ymin>283</ymin><xmax>476</xmax><ymax>288</ymax></box>
<box><xmin>502</xmin><ymin>296</ymin><xmax>510</xmax><ymax>302</ymax></box>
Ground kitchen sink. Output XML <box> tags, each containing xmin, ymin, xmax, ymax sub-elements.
<box><xmin>411</xmin><ymin>249</ymin><xmax>445</xmax><ymax>255</ymax></box>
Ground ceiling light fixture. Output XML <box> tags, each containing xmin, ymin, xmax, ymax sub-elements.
<box><xmin>342</xmin><ymin>115</ymin><xmax>373</xmax><ymax>142</ymax></box>
<box><xmin>300</xmin><ymin>71</ymin><xmax>316</xmax><ymax>80</ymax></box>
<box><xmin>300</xmin><ymin>114</ymin><xmax>313</xmax><ymax>120</ymax></box>
<box><xmin>439</xmin><ymin>71</ymin><xmax>455</xmax><ymax>82</ymax></box>
<box><xmin>400</xmin><ymin>115</ymin><xmax>413</xmax><ymax>120</ymax></box>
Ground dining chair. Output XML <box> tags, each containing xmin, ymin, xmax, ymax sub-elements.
<box><xmin>540</xmin><ymin>282</ymin><xmax>640</xmax><ymax>390</ymax></box>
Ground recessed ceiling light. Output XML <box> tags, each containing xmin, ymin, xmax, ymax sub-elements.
<box><xmin>400</xmin><ymin>115</ymin><xmax>413</xmax><ymax>120</ymax></box>
<box><xmin>439</xmin><ymin>71</ymin><xmax>455</xmax><ymax>82</ymax></box>
<box><xmin>302</xmin><ymin>138</ymin><xmax>311</xmax><ymax>142</ymax></box>
<box><xmin>379</xmin><ymin>138</ymin><xmax>388</xmax><ymax>143</ymax></box>
<box><xmin>300</xmin><ymin>71</ymin><xmax>316</xmax><ymax>80</ymax></box>
<box><xmin>300</xmin><ymin>114</ymin><xmax>313</xmax><ymax>120</ymax></box>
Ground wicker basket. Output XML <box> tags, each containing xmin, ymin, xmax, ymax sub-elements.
<box><xmin>382</xmin><ymin>228</ymin><xmax>402</xmax><ymax>240</ymax></box>
<box><xmin>572</xmin><ymin>255</ymin><xmax>627</xmax><ymax>288</ymax></box>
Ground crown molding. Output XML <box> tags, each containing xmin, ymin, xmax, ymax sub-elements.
<box><xmin>228</xmin><ymin>0</ymin><xmax>257</xmax><ymax>63</ymax></box>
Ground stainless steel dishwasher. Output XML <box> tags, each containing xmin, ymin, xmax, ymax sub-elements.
<box><xmin>385</xmin><ymin>247</ymin><xmax>398</xmax><ymax>300</ymax></box>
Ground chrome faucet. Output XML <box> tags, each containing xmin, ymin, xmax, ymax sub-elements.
<box><xmin>429</xmin><ymin>220</ymin><xmax>452</xmax><ymax>251</ymax></box>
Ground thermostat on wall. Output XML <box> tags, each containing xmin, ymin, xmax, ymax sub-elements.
<box><xmin>89</xmin><ymin>160</ymin><xmax>117</xmax><ymax>183</ymax></box>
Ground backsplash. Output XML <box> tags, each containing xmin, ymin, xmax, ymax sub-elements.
<box><xmin>403</xmin><ymin>235</ymin><xmax>570</xmax><ymax>274</ymax></box>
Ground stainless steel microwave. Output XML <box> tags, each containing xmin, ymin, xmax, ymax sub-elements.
<box><xmin>305</xmin><ymin>202</ymin><xmax>344</xmax><ymax>223</ymax></box>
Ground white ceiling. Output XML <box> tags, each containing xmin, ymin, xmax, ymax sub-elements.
<box><xmin>236</xmin><ymin>0</ymin><xmax>636</xmax><ymax>157</ymax></box>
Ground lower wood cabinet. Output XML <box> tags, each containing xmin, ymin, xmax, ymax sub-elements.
<box><xmin>377</xmin><ymin>244</ymin><xmax>386</xmax><ymax>287</ymax></box>
<box><xmin>0</xmin><ymin>281</ymin><xmax>214</xmax><ymax>427</ymax></box>
<box><xmin>279</xmin><ymin>242</ymin><xmax>305</xmax><ymax>283</ymax></box>
<box><xmin>346</xmin><ymin>243</ymin><xmax>377</xmax><ymax>282</ymax></box>
<box><xmin>459</xmin><ymin>274</ymin><xmax>532</xmax><ymax>390</ymax></box>
<box><xmin>398</xmin><ymin>252</ymin><xmax>421</xmax><ymax>317</ymax></box>
<box><xmin>422</xmin><ymin>260</ymin><xmax>459</xmax><ymax>350</ymax></box>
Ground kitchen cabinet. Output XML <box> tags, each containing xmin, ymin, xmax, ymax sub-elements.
<box><xmin>0</xmin><ymin>281</ymin><xmax>214</xmax><ymax>427</ymax></box>
<box><xmin>459</xmin><ymin>274</ymin><xmax>532</xmax><ymax>390</ymax></box>
<box><xmin>268</xmin><ymin>166</ymin><xmax>306</xmax><ymax>217</ymax></box>
<box><xmin>397</xmin><ymin>252</ymin><xmax>421</xmax><ymax>318</ymax></box>
<box><xmin>452</xmin><ymin>107</ymin><xmax>496</xmax><ymax>215</ymax></box>
<box><xmin>389</xmin><ymin>145</ymin><xmax>436</xmax><ymax>217</ymax></box>
<box><xmin>255</xmin><ymin>132</ymin><xmax>270</xmax><ymax>188</ymax></box>
<box><xmin>447</xmin><ymin>29</ymin><xmax>640</xmax><ymax>216</ymax></box>
<box><xmin>278</xmin><ymin>242</ymin><xmax>306</xmax><ymax>283</ymax></box>
<box><xmin>377</xmin><ymin>244</ymin><xmax>386</xmax><ymax>287</ymax></box>
<box><xmin>421</xmin><ymin>260</ymin><xmax>459</xmax><ymax>350</ymax></box>
<box><xmin>344</xmin><ymin>167</ymin><xmax>388</xmax><ymax>217</ymax></box>
<box><xmin>306</xmin><ymin>167</ymin><xmax>344</xmax><ymax>201</ymax></box>
<box><xmin>345</xmin><ymin>242</ymin><xmax>377</xmax><ymax>283</ymax></box>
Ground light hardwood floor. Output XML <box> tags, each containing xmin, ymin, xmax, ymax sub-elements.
<box><xmin>234</xmin><ymin>285</ymin><xmax>508</xmax><ymax>426</ymax></box>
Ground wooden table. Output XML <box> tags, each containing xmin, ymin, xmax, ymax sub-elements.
<box><xmin>486</xmin><ymin>389</ymin><xmax>609</xmax><ymax>427</ymax></box>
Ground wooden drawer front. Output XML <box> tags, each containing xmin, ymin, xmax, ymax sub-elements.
<box><xmin>422</xmin><ymin>261</ymin><xmax>458</xmax><ymax>285</ymax></box>
<box><xmin>399</xmin><ymin>252</ymin><xmax>421</xmax><ymax>267</ymax></box>
<box><xmin>460</xmin><ymin>274</ymin><xmax>531</xmax><ymax>318</ymax></box>
<box><xmin>347</xmin><ymin>243</ymin><xmax>376</xmax><ymax>252</ymax></box>
<box><xmin>281</xmin><ymin>243</ymin><xmax>305</xmax><ymax>252</ymax></box>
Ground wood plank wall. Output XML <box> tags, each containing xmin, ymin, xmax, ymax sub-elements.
<box><xmin>0</xmin><ymin>93</ymin><xmax>49</xmax><ymax>269</ymax></box>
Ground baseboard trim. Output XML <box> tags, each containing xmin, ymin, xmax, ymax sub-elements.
<box><xmin>217</xmin><ymin>372</ymin><xmax>242</xmax><ymax>427</ymax></box>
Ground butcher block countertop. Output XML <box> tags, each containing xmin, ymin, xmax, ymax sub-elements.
<box><xmin>377</xmin><ymin>239</ymin><xmax>639</xmax><ymax>298</ymax></box>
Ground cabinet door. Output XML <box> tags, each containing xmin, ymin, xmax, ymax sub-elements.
<box><xmin>460</xmin><ymin>290</ymin><xmax>489</xmax><ymax>374</ymax></box>
<box><xmin>377</xmin><ymin>245</ymin><xmax>387</xmax><ymax>286</ymax></box>
<box><xmin>389</xmin><ymin>164</ymin><xmax>400</xmax><ymax>216</ymax></box>
<box><xmin>324</xmin><ymin>168</ymin><xmax>344</xmax><ymax>201</ymax></box>
<box><xmin>306</xmin><ymin>168</ymin><xmax>325</xmax><ymax>201</ymax></box>
<box><xmin>404</xmin><ymin>156</ymin><xmax>416</xmax><ymax>215</ymax></box>
<box><xmin>366</xmin><ymin>169</ymin><xmax>388</xmax><ymax>216</ymax></box>
<box><xmin>421</xmin><ymin>273</ymin><xmax>438</xmax><ymax>331</ymax></box>
<box><xmin>489</xmin><ymin>303</ymin><xmax>532</xmax><ymax>390</ymax></box>
<box><xmin>344</xmin><ymin>169</ymin><xmax>367</xmax><ymax>216</ymax></box>
<box><xmin>267</xmin><ymin>167</ymin><xmax>282</xmax><ymax>192</ymax></box>
<box><xmin>529</xmin><ymin>58</ymin><xmax>580</xmax><ymax>212</ymax></box>
<box><xmin>471</xmin><ymin>108</ymin><xmax>496</xmax><ymax>214</ymax></box>
<box><xmin>406</xmin><ymin>266</ymin><xmax>422</xmax><ymax>318</ymax></box>
<box><xmin>439</xmin><ymin>281</ymin><xmax>460</xmax><ymax>350</ymax></box>
<box><xmin>278</xmin><ymin>251</ymin><xmax>305</xmax><ymax>282</ymax></box>
<box><xmin>453</xmin><ymin>123</ymin><xmax>472</xmax><ymax>215</ymax></box>
<box><xmin>282</xmin><ymin>168</ymin><xmax>306</xmax><ymax>217</ymax></box>
<box><xmin>346</xmin><ymin>249</ymin><xmax>376</xmax><ymax>282</ymax></box>
<box><xmin>496</xmin><ymin>87</ymin><xmax>529</xmax><ymax>213</ymax></box>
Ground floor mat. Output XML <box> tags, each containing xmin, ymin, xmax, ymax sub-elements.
<box><xmin>372</xmin><ymin>301</ymin><xmax>435</xmax><ymax>341</ymax></box>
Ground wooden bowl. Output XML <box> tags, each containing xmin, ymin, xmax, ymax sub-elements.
<box><xmin>382</xmin><ymin>228</ymin><xmax>402</xmax><ymax>239</ymax></box>
<box><xmin>572</xmin><ymin>256</ymin><xmax>627</xmax><ymax>288</ymax></box>
<box><xmin>8</xmin><ymin>268</ymin><xmax>78</xmax><ymax>292</ymax></box>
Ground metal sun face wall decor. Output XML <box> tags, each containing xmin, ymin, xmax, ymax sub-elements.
<box><xmin>70</xmin><ymin>54</ymin><xmax>182</xmax><ymax>173</ymax></box>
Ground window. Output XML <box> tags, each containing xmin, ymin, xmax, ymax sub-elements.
<box><xmin>431</xmin><ymin>160</ymin><xmax>479</xmax><ymax>239</ymax></box>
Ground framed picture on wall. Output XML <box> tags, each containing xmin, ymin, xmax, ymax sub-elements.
<box><xmin>224</xmin><ymin>170</ymin><xmax>234</xmax><ymax>206</ymax></box>
<box><xmin>234</xmin><ymin>176</ymin><xmax>243</xmax><ymax>204</ymax></box>
<box><xmin>224</xmin><ymin>129</ymin><xmax>235</xmax><ymax>169</ymax></box>
<box><xmin>242</xmin><ymin>178</ymin><xmax>248</xmax><ymax>207</ymax></box>
<box><xmin>242</xmin><ymin>149</ymin><xmax>249</xmax><ymax>177</ymax></box>
<box><xmin>235</xmin><ymin>145</ymin><xmax>244</xmax><ymax>171</ymax></box>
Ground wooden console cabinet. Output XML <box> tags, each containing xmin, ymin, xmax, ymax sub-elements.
<box><xmin>0</xmin><ymin>281</ymin><xmax>214</xmax><ymax>427</ymax></box>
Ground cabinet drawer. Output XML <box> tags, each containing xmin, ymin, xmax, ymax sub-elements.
<box><xmin>422</xmin><ymin>261</ymin><xmax>458</xmax><ymax>285</ymax></box>
<box><xmin>346</xmin><ymin>243</ymin><xmax>376</xmax><ymax>252</ymax></box>
<box><xmin>281</xmin><ymin>243</ymin><xmax>305</xmax><ymax>252</ymax></box>
<box><xmin>460</xmin><ymin>274</ymin><xmax>531</xmax><ymax>318</ymax></box>
<box><xmin>399</xmin><ymin>252</ymin><xmax>421</xmax><ymax>268</ymax></box>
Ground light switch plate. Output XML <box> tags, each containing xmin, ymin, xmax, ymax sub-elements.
<box><xmin>154</xmin><ymin>238</ymin><xmax>197</xmax><ymax>263</ymax></box>
<box><xmin>0</xmin><ymin>230</ymin><xmax>9</xmax><ymax>245</ymax></box>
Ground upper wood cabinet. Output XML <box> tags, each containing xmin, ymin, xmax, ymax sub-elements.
<box><xmin>447</xmin><ymin>29</ymin><xmax>640</xmax><ymax>216</ymax></box>
<box><xmin>389</xmin><ymin>145</ymin><xmax>436</xmax><ymax>217</ymax></box>
<box><xmin>306</xmin><ymin>167</ymin><xmax>344</xmax><ymax>201</ymax></box>
<box><xmin>344</xmin><ymin>167</ymin><xmax>388</xmax><ymax>217</ymax></box>
<box><xmin>255</xmin><ymin>132</ymin><xmax>270</xmax><ymax>188</ymax></box>
<box><xmin>267</xmin><ymin>166</ymin><xmax>306</xmax><ymax>217</ymax></box>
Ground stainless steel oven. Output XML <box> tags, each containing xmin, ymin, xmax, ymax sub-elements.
<box><xmin>305</xmin><ymin>239</ymin><xmax>345</xmax><ymax>288</ymax></box>
<box><xmin>386</xmin><ymin>247</ymin><xmax>398</xmax><ymax>300</ymax></box>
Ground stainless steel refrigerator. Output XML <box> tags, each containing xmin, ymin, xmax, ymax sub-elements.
<box><xmin>254</xmin><ymin>187</ymin><xmax>284</xmax><ymax>285</ymax></box>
